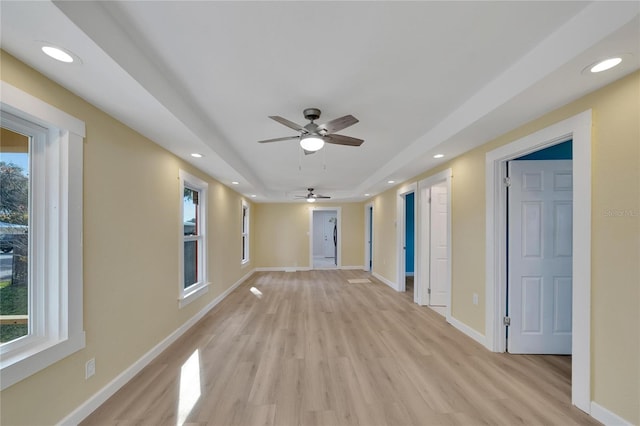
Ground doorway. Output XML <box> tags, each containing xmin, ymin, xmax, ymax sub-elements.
<box><xmin>416</xmin><ymin>169</ymin><xmax>452</xmax><ymax>318</ymax></box>
<box><xmin>405</xmin><ymin>192</ymin><xmax>415</xmax><ymax>299</ymax></box>
<box><xmin>485</xmin><ymin>110</ymin><xmax>591</xmax><ymax>412</ymax></box>
<box><xmin>506</xmin><ymin>142</ymin><xmax>573</xmax><ymax>354</ymax></box>
<box><xmin>364</xmin><ymin>203</ymin><xmax>373</xmax><ymax>272</ymax></box>
<box><xmin>396</xmin><ymin>182</ymin><xmax>417</xmax><ymax>301</ymax></box>
<box><xmin>310</xmin><ymin>207</ymin><xmax>341</xmax><ymax>269</ymax></box>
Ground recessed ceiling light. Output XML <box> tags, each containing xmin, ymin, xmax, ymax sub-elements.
<box><xmin>41</xmin><ymin>45</ymin><xmax>74</xmax><ymax>63</ymax></box>
<box><xmin>231</xmin><ymin>181</ymin><xmax>239</xmax><ymax>185</ymax></box>
<box><xmin>190</xmin><ymin>153</ymin><xmax>203</xmax><ymax>158</ymax></box>
<box><xmin>250</xmin><ymin>194</ymin><xmax>257</xmax><ymax>198</ymax></box>
<box><xmin>364</xmin><ymin>193</ymin><xmax>371</xmax><ymax>197</ymax></box>
<box><xmin>387</xmin><ymin>180</ymin><xmax>395</xmax><ymax>184</ymax></box>
<box><xmin>433</xmin><ymin>154</ymin><xmax>444</xmax><ymax>159</ymax></box>
<box><xmin>590</xmin><ymin>57</ymin><xmax>622</xmax><ymax>73</ymax></box>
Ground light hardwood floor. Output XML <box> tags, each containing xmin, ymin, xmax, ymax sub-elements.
<box><xmin>81</xmin><ymin>270</ymin><xmax>599</xmax><ymax>426</ymax></box>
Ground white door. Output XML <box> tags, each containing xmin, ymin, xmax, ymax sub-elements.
<box><xmin>508</xmin><ymin>160</ymin><xmax>572</xmax><ymax>354</ymax></box>
<box><xmin>429</xmin><ymin>183</ymin><xmax>448</xmax><ymax>306</ymax></box>
<box><xmin>323</xmin><ymin>212</ymin><xmax>335</xmax><ymax>259</ymax></box>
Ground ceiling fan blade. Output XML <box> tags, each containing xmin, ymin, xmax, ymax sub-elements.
<box><xmin>315</xmin><ymin>195</ymin><xmax>331</xmax><ymax>199</ymax></box>
<box><xmin>325</xmin><ymin>134</ymin><xmax>364</xmax><ymax>146</ymax></box>
<box><xmin>269</xmin><ymin>116</ymin><xmax>309</xmax><ymax>134</ymax></box>
<box><xmin>318</xmin><ymin>115</ymin><xmax>358</xmax><ymax>134</ymax></box>
<box><xmin>258</xmin><ymin>136</ymin><xmax>299</xmax><ymax>143</ymax></box>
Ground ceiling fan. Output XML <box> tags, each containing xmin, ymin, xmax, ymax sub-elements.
<box><xmin>258</xmin><ymin>108</ymin><xmax>363</xmax><ymax>154</ymax></box>
<box><xmin>295</xmin><ymin>188</ymin><xmax>331</xmax><ymax>203</ymax></box>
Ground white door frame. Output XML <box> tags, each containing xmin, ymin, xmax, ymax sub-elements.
<box><xmin>364</xmin><ymin>202</ymin><xmax>373</xmax><ymax>272</ymax></box>
<box><xmin>485</xmin><ymin>110</ymin><xmax>591</xmax><ymax>413</ymax></box>
<box><xmin>417</xmin><ymin>168</ymin><xmax>452</xmax><ymax>320</ymax></box>
<box><xmin>396</xmin><ymin>183</ymin><xmax>417</xmax><ymax>295</ymax></box>
<box><xmin>309</xmin><ymin>207</ymin><xmax>341</xmax><ymax>269</ymax></box>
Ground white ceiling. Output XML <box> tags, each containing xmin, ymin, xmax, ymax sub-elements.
<box><xmin>2</xmin><ymin>1</ymin><xmax>638</xmax><ymax>202</ymax></box>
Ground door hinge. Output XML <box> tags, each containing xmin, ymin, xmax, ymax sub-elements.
<box><xmin>503</xmin><ymin>177</ymin><xmax>511</xmax><ymax>187</ymax></box>
<box><xmin>503</xmin><ymin>316</ymin><xmax>511</xmax><ymax>326</ymax></box>
<box><xmin>427</xmin><ymin>288</ymin><xmax>431</xmax><ymax>294</ymax></box>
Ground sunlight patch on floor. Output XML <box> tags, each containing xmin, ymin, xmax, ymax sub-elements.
<box><xmin>177</xmin><ymin>349</ymin><xmax>201</xmax><ymax>426</ymax></box>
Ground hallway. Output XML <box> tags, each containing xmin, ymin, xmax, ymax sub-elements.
<box><xmin>82</xmin><ymin>270</ymin><xmax>597</xmax><ymax>425</ymax></box>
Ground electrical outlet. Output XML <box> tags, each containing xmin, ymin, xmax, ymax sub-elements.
<box><xmin>473</xmin><ymin>293</ymin><xmax>479</xmax><ymax>305</ymax></box>
<box><xmin>85</xmin><ymin>358</ymin><xmax>95</xmax><ymax>379</ymax></box>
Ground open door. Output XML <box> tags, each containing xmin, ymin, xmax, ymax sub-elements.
<box><xmin>429</xmin><ymin>182</ymin><xmax>448</xmax><ymax>307</ymax></box>
<box><xmin>507</xmin><ymin>160</ymin><xmax>572</xmax><ymax>354</ymax></box>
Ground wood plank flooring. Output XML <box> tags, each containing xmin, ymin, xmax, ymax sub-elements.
<box><xmin>81</xmin><ymin>270</ymin><xmax>599</xmax><ymax>426</ymax></box>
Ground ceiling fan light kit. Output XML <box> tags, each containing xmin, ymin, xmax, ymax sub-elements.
<box><xmin>300</xmin><ymin>135</ymin><xmax>325</xmax><ymax>152</ymax></box>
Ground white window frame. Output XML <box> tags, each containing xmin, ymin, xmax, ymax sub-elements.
<box><xmin>0</xmin><ymin>82</ymin><xmax>85</xmax><ymax>390</ymax></box>
<box><xmin>241</xmin><ymin>200</ymin><xmax>249</xmax><ymax>264</ymax></box>
<box><xmin>178</xmin><ymin>170</ymin><xmax>209</xmax><ymax>308</ymax></box>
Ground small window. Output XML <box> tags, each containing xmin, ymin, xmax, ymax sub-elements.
<box><xmin>179</xmin><ymin>170</ymin><xmax>208</xmax><ymax>307</ymax></box>
<box><xmin>241</xmin><ymin>201</ymin><xmax>249</xmax><ymax>264</ymax></box>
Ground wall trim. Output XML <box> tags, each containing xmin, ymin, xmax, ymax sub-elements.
<box><xmin>447</xmin><ymin>315</ymin><xmax>488</xmax><ymax>348</ymax></box>
<box><xmin>590</xmin><ymin>402</ymin><xmax>633</xmax><ymax>426</ymax></box>
<box><xmin>372</xmin><ymin>272</ymin><xmax>397</xmax><ymax>291</ymax></box>
<box><xmin>58</xmin><ymin>269</ymin><xmax>255</xmax><ymax>426</ymax></box>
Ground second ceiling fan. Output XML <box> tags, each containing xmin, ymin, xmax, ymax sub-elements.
<box><xmin>258</xmin><ymin>108</ymin><xmax>363</xmax><ymax>154</ymax></box>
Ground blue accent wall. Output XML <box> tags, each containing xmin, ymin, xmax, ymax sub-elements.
<box><xmin>405</xmin><ymin>192</ymin><xmax>414</xmax><ymax>273</ymax></box>
<box><xmin>515</xmin><ymin>140</ymin><xmax>572</xmax><ymax>160</ymax></box>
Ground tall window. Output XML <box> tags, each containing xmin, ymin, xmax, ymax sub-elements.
<box><xmin>0</xmin><ymin>127</ymin><xmax>30</xmax><ymax>344</ymax></box>
<box><xmin>241</xmin><ymin>201</ymin><xmax>249</xmax><ymax>264</ymax></box>
<box><xmin>179</xmin><ymin>170</ymin><xmax>208</xmax><ymax>307</ymax></box>
<box><xmin>1</xmin><ymin>82</ymin><xmax>85</xmax><ymax>390</ymax></box>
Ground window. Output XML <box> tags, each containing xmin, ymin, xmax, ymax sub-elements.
<box><xmin>0</xmin><ymin>82</ymin><xmax>85</xmax><ymax>390</ymax></box>
<box><xmin>179</xmin><ymin>170</ymin><xmax>208</xmax><ymax>307</ymax></box>
<box><xmin>241</xmin><ymin>201</ymin><xmax>249</xmax><ymax>264</ymax></box>
<box><xmin>0</xmin><ymin>127</ymin><xmax>30</xmax><ymax>345</ymax></box>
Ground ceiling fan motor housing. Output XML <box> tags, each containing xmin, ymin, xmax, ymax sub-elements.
<box><xmin>303</xmin><ymin>108</ymin><xmax>321</xmax><ymax>121</ymax></box>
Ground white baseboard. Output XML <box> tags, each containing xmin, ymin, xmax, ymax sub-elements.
<box><xmin>58</xmin><ymin>269</ymin><xmax>254</xmax><ymax>426</ymax></box>
<box><xmin>447</xmin><ymin>315</ymin><xmax>487</xmax><ymax>348</ymax></box>
<box><xmin>591</xmin><ymin>402</ymin><xmax>633</xmax><ymax>426</ymax></box>
<box><xmin>372</xmin><ymin>272</ymin><xmax>397</xmax><ymax>291</ymax></box>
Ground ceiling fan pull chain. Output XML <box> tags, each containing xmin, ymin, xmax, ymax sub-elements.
<box><xmin>323</xmin><ymin>147</ymin><xmax>327</xmax><ymax>171</ymax></box>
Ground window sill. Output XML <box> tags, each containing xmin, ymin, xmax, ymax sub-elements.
<box><xmin>178</xmin><ymin>281</ymin><xmax>210</xmax><ymax>308</ymax></box>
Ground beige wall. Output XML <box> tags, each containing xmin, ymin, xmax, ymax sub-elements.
<box><xmin>0</xmin><ymin>51</ymin><xmax>254</xmax><ymax>425</ymax></box>
<box><xmin>370</xmin><ymin>71</ymin><xmax>639</xmax><ymax>424</ymax></box>
<box><xmin>254</xmin><ymin>202</ymin><xmax>364</xmax><ymax>269</ymax></box>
